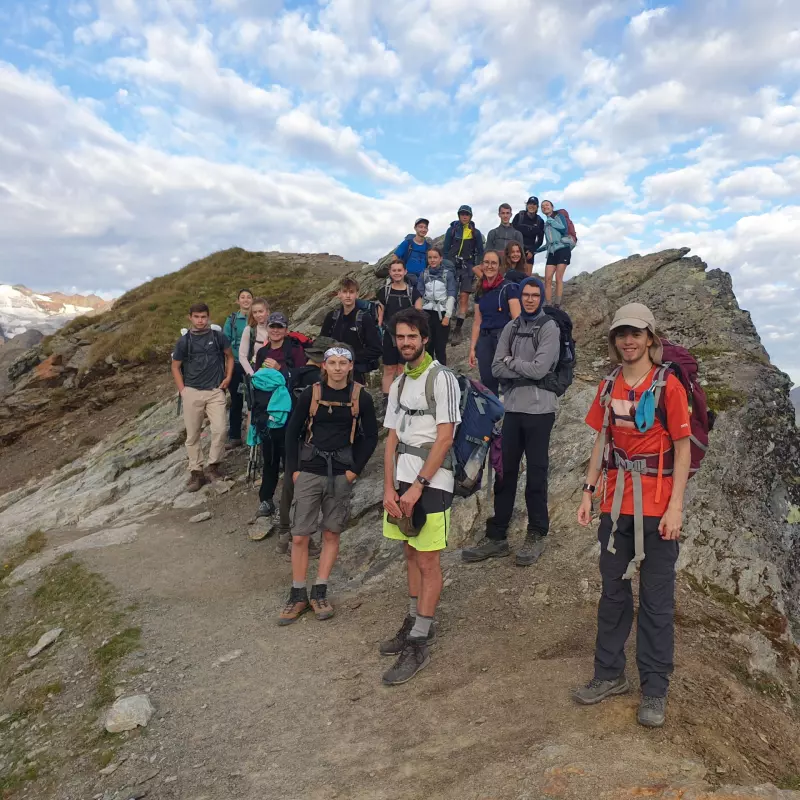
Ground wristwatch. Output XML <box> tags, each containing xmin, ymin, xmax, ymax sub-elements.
<box><xmin>582</xmin><ymin>483</ymin><xmax>596</xmax><ymax>494</ymax></box>
<box><xmin>416</xmin><ymin>475</ymin><xmax>431</xmax><ymax>488</ymax></box>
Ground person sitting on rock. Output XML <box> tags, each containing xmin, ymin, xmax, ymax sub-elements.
<box><xmin>485</xmin><ymin>203</ymin><xmax>524</xmax><ymax>256</ymax></box>
<box><xmin>222</xmin><ymin>288</ymin><xmax>253</xmax><ymax>447</ymax></box>
<box><xmin>572</xmin><ymin>303</ymin><xmax>690</xmax><ymax>729</ymax></box>
<box><xmin>171</xmin><ymin>303</ymin><xmax>234</xmax><ymax>492</ymax></box>
<box><xmin>376</xmin><ymin>255</ymin><xmax>423</xmax><ymax>407</ymax></box>
<box><xmin>380</xmin><ymin>308</ymin><xmax>461</xmax><ymax>686</ymax></box>
<box><xmin>461</xmin><ymin>277</ymin><xmax>559</xmax><ymax>567</ymax></box>
<box><xmin>468</xmin><ymin>249</ymin><xmax>521</xmax><ymax>395</ymax></box>
<box><xmin>278</xmin><ymin>345</ymin><xmax>378</xmax><ymax>625</ymax></box>
<box><xmin>320</xmin><ymin>277</ymin><xmax>382</xmax><ymax>385</ymax></box>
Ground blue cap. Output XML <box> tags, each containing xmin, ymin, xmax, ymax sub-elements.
<box><xmin>267</xmin><ymin>312</ymin><xmax>288</xmax><ymax>327</ymax></box>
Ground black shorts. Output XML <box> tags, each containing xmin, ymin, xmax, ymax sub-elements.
<box><xmin>546</xmin><ymin>247</ymin><xmax>571</xmax><ymax>266</ymax></box>
<box><xmin>382</xmin><ymin>330</ymin><xmax>405</xmax><ymax>366</ymax></box>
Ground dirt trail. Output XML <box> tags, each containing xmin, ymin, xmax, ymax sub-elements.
<box><xmin>18</xmin><ymin>472</ymin><xmax>795</xmax><ymax>800</ymax></box>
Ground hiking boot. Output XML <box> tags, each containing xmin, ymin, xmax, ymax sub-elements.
<box><xmin>309</xmin><ymin>584</ymin><xmax>335</xmax><ymax>621</ymax></box>
<box><xmin>205</xmin><ymin>462</ymin><xmax>224</xmax><ymax>482</ymax></box>
<box><xmin>461</xmin><ymin>537</ymin><xmax>510</xmax><ymax>563</ymax></box>
<box><xmin>257</xmin><ymin>499</ymin><xmax>276</xmax><ymax>518</ymax></box>
<box><xmin>379</xmin><ymin>615</ymin><xmax>437</xmax><ymax>656</ymax></box>
<box><xmin>226</xmin><ymin>438</ymin><xmax>243</xmax><ymax>450</ymax></box>
<box><xmin>638</xmin><ymin>695</ymin><xmax>667</xmax><ymax>728</ymax></box>
<box><xmin>382</xmin><ymin>637</ymin><xmax>431</xmax><ymax>686</ymax></box>
<box><xmin>515</xmin><ymin>531</ymin><xmax>547</xmax><ymax>566</ymax></box>
<box><xmin>572</xmin><ymin>675</ymin><xmax>630</xmax><ymax>706</ymax></box>
<box><xmin>186</xmin><ymin>470</ymin><xmax>206</xmax><ymax>493</ymax></box>
<box><xmin>275</xmin><ymin>529</ymin><xmax>290</xmax><ymax>554</ymax></box>
<box><xmin>277</xmin><ymin>587</ymin><xmax>309</xmax><ymax>626</ymax></box>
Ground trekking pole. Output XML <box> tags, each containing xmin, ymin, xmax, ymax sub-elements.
<box><xmin>176</xmin><ymin>393</ymin><xmax>182</xmax><ymax>417</ymax></box>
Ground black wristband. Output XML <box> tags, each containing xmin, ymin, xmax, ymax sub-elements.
<box><xmin>416</xmin><ymin>475</ymin><xmax>431</xmax><ymax>488</ymax></box>
<box><xmin>583</xmin><ymin>483</ymin><xmax>596</xmax><ymax>494</ymax></box>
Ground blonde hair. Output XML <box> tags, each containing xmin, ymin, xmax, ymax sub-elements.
<box><xmin>247</xmin><ymin>297</ymin><xmax>270</xmax><ymax>328</ymax></box>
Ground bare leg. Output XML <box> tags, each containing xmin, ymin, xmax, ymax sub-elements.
<box><xmin>416</xmin><ymin>550</ymin><xmax>443</xmax><ymax>618</ymax></box>
<box><xmin>458</xmin><ymin>291</ymin><xmax>469</xmax><ymax>319</ymax></box>
<box><xmin>291</xmin><ymin>535</ymin><xmax>310</xmax><ymax>583</ymax></box>
<box><xmin>555</xmin><ymin>263</ymin><xmax>568</xmax><ymax>305</ymax></box>
<box><xmin>316</xmin><ymin>530</ymin><xmax>341</xmax><ymax>581</ymax></box>
<box><xmin>405</xmin><ymin>542</ymin><xmax>421</xmax><ymax>598</ymax></box>
<box><xmin>544</xmin><ymin>264</ymin><xmax>556</xmax><ymax>305</ymax></box>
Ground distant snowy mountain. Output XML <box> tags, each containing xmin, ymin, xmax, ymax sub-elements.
<box><xmin>0</xmin><ymin>285</ymin><xmax>112</xmax><ymax>340</ymax></box>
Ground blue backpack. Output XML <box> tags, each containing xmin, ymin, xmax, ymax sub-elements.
<box><xmin>394</xmin><ymin>366</ymin><xmax>504</xmax><ymax>497</ymax></box>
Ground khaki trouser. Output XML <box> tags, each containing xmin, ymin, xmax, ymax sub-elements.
<box><xmin>182</xmin><ymin>387</ymin><xmax>227</xmax><ymax>473</ymax></box>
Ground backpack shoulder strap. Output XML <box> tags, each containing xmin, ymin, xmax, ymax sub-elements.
<box><xmin>508</xmin><ymin>316</ymin><xmax>523</xmax><ymax>348</ymax></box>
<box><xmin>306</xmin><ymin>382</ymin><xmax>323</xmax><ymax>443</ymax></box>
<box><xmin>282</xmin><ymin>336</ymin><xmax>296</xmax><ymax>365</ymax></box>
<box><xmin>349</xmin><ymin>383</ymin><xmax>363</xmax><ymax>443</ymax></box>
<box><xmin>595</xmin><ymin>366</ymin><xmax>623</xmax><ymax>473</ymax></box>
<box><xmin>395</xmin><ymin>373</ymin><xmax>407</xmax><ymax>412</ymax></box>
<box><xmin>424</xmin><ymin>364</ymin><xmax>447</xmax><ymax>410</ymax></box>
<box><xmin>212</xmin><ymin>329</ymin><xmax>226</xmax><ymax>355</ymax></box>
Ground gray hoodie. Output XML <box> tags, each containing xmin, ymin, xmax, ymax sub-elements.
<box><xmin>485</xmin><ymin>224</ymin><xmax>524</xmax><ymax>254</ymax></box>
<box><xmin>491</xmin><ymin>313</ymin><xmax>560</xmax><ymax>414</ymax></box>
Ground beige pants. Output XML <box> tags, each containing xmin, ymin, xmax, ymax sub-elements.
<box><xmin>182</xmin><ymin>387</ymin><xmax>227</xmax><ymax>472</ymax></box>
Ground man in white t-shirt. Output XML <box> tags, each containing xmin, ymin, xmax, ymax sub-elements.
<box><xmin>380</xmin><ymin>308</ymin><xmax>461</xmax><ymax>686</ymax></box>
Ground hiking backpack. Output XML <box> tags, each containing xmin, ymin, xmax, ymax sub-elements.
<box><xmin>394</xmin><ymin>367</ymin><xmax>504</xmax><ymax>498</ymax></box>
<box><xmin>555</xmin><ymin>209</ymin><xmax>578</xmax><ymax>248</ymax></box>
<box><xmin>331</xmin><ymin>300</ymin><xmax>381</xmax><ymax>339</ymax></box>
<box><xmin>382</xmin><ymin>278</ymin><xmax>415</xmax><ymax>310</ymax></box>
<box><xmin>174</xmin><ymin>326</ymin><xmax>225</xmax><ymax>374</ymax></box>
<box><xmin>508</xmin><ymin>308</ymin><xmax>576</xmax><ymax>396</ymax></box>
<box><xmin>305</xmin><ymin>381</ymin><xmax>363</xmax><ymax>445</ymax></box>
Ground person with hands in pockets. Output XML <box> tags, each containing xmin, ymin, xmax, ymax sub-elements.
<box><xmin>572</xmin><ymin>303</ymin><xmax>691</xmax><ymax>729</ymax></box>
<box><xmin>380</xmin><ymin>308</ymin><xmax>461</xmax><ymax>687</ymax></box>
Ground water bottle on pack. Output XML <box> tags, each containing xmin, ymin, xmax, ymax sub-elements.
<box><xmin>461</xmin><ymin>436</ymin><xmax>491</xmax><ymax>491</ymax></box>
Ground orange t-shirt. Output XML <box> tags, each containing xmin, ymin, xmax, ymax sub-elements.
<box><xmin>585</xmin><ymin>367</ymin><xmax>690</xmax><ymax>517</ymax></box>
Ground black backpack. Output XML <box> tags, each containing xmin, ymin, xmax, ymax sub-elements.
<box><xmin>176</xmin><ymin>329</ymin><xmax>225</xmax><ymax>376</ymax></box>
<box><xmin>508</xmin><ymin>307</ymin><xmax>575</xmax><ymax>396</ymax></box>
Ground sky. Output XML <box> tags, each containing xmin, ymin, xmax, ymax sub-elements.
<box><xmin>0</xmin><ymin>0</ymin><xmax>798</xmax><ymax>382</ymax></box>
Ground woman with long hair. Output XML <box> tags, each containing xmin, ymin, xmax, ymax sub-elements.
<box><xmin>239</xmin><ymin>297</ymin><xmax>271</xmax><ymax>375</ymax></box>
<box><xmin>469</xmin><ymin>249</ymin><xmax>521</xmax><ymax>395</ymax></box>
<box><xmin>503</xmin><ymin>241</ymin><xmax>529</xmax><ymax>280</ymax></box>
<box><xmin>417</xmin><ymin>246</ymin><xmax>457</xmax><ymax>365</ymax></box>
<box><xmin>538</xmin><ymin>200</ymin><xmax>571</xmax><ymax>307</ymax></box>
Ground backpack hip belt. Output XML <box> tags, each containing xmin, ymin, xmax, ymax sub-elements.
<box><xmin>300</xmin><ymin>443</ymin><xmax>354</xmax><ymax>493</ymax></box>
<box><xmin>396</xmin><ymin>441</ymin><xmax>453</xmax><ymax>471</ymax></box>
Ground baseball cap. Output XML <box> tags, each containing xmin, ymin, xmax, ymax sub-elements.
<box><xmin>457</xmin><ymin>205</ymin><xmax>473</xmax><ymax>215</ymax></box>
<box><xmin>526</xmin><ymin>196</ymin><xmax>539</xmax><ymax>206</ymax></box>
<box><xmin>414</xmin><ymin>217</ymin><xmax>430</xmax><ymax>227</ymax></box>
<box><xmin>305</xmin><ymin>335</ymin><xmax>337</xmax><ymax>361</ymax></box>
<box><xmin>608</xmin><ymin>303</ymin><xmax>663</xmax><ymax>364</ymax></box>
<box><xmin>267</xmin><ymin>312</ymin><xmax>288</xmax><ymax>328</ymax></box>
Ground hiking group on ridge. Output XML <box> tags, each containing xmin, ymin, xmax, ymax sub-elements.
<box><xmin>170</xmin><ymin>195</ymin><xmax>706</xmax><ymax>727</ymax></box>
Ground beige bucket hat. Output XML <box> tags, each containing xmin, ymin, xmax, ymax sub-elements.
<box><xmin>608</xmin><ymin>303</ymin><xmax>663</xmax><ymax>364</ymax></box>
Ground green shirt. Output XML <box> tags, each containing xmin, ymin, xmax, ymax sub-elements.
<box><xmin>223</xmin><ymin>311</ymin><xmax>248</xmax><ymax>352</ymax></box>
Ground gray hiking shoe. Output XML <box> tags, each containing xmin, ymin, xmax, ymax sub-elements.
<box><xmin>379</xmin><ymin>615</ymin><xmax>437</xmax><ymax>656</ymax></box>
<box><xmin>638</xmin><ymin>695</ymin><xmax>667</xmax><ymax>728</ymax></box>
<box><xmin>257</xmin><ymin>499</ymin><xmax>275</xmax><ymax>518</ymax></box>
<box><xmin>382</xmin><ymin>638</ymin><xmax>431</xmax><ymax>686</ymax></box>
<box><xmin>461</xmin><ymin>537</ymin><xmax>510</xmax><ymax>563</ymax></box>
<box><xmin>515</xmin><ymin>531</ymin><xmax>547</xmax><ymax>566</ymax></box>
<box><xmin>572</xmin><ymin>675</ymin><xmax>630</xmax><ymax>706</ymax></box>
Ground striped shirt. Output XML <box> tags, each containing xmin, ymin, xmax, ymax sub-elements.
<box><xmin>383</xmin><ymin>361</ymin><xmax>461</xmax><ymax>492</ymax></box>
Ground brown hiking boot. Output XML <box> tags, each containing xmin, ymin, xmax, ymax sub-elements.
<box><xmin>186</xmin><ymin>470</ymin><xmax>206</xmax><ymax>492</ymax></box>
<box><xmin>205</xmin><ymin>462</ymin><xmax>224</xmax><ymax>482</ymax></box>
<box><xmin>278</xmin><ymin>588</ymin><xmax>309</xmax><ymax>626</ymax></box>
<box><xmin>309</xmin><ymin>584</ymin><xmax>335</xmax><ymax>621</ymax></box>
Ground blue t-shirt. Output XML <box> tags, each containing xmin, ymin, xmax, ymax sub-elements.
<box><xmin>395</xmin><ymin>237</ymin><xmax>430</xmax><ymax>276</ymax></box>
<box><xmin>478</xmin><ymin>280</ymin><xmax>520</xmax><ymax>331</ymax></box>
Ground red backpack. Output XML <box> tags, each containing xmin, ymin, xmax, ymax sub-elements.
<box><xmin>555</xmin><ymin>209</ymin><xmax>578</xmax><ymax>248</ymax></box>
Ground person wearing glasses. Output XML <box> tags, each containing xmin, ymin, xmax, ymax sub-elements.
<box><xmin>461</xmin><ymin>276</ymin><xmax>560</xmax><ymax>567</ymax></box>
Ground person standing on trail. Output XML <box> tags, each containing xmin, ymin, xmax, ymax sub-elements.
<box><xmin>380</xmin><ymin>308</ymin><xmax>461</xmax><ymax>686</ymax></box>
<box><xmin>171</xmin><ymin>303</ymin><xmax>234</xmax><ymax>492</ymax></box>
<box><xmin>537</xmin><ymin>200</ymin><xmax>571</xmax><ymax>308</ymax></box>
<box><xmin>252</xmin><ymin>312</ymin><xmax>306</xmax><ymax>377</ymax></box>
<box><xmin>238</xmin><ymin>297</ymin><xmax>270</xmax><ymax>376</ymax></box>
<box><xmin>443</xmin><ymin>204</ymin><xmax>484</xmax><ymax>345</ymax></box>
<box><xmin>572</xmin><ymin>304</ymin><xmax>690</xmax><ymax>729</ymax></box>
<box><xmin>485</xmin><ymin>203</ymin><xmax>524</xmax><ymax>256</ymax></box>
<box><xmin>418</xmin><ymin>246</ymin><xmax>457</xmax><ymax>366</ymax></box>
<box><xmin>222</xmin><ymin>289</ymin><xmax>253</xmax><ymax>447</ymax></box>
<box><xmin>461</xmin><ymin>277</ymin><xmax>559</xmax><ymax>567</ymax></box>
<box><xmin>468</xmin><ymin>249</ymin><xmax>521</xmax><ymax>395</ymax></box>
<box><xmin>320</xmin><ymin>276</ymin><xmax>382</xmax><ymax>385</ymax></box>
<box><xmin>278</xmin><ymin>345</ymin><xmax>378</xmax><ymax>625</ymax></box>
<box><xmin>512</xmin><ymin>197</ymin><xmax>544</xmax><ymax>268</ymax></box>
<box><xmin>394</xmin><ymin>218</ymin><xmax>432</xmax><ymax>277</ymax></box>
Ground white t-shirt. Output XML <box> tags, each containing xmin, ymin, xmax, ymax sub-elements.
<box><xmin>383</xmin><ymin>361</ymin><xmax>461</xmax><ymax>492</ymax></box>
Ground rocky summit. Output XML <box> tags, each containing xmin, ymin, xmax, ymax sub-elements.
<box><xmin>1</xmin><ymin>247</ymin><xmax>800</xmax><ymax>800</ymax></box>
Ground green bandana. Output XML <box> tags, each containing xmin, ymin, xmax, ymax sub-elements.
<box><xmin>404</xmin><ymin>351</ymin><xmax>433</xmax><ymax>380</ymax></box>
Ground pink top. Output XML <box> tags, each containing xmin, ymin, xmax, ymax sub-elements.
<box><xmin>239</xmin><ymin>324</ymin><xmax>270</xmax><ymax>375</ymax></box>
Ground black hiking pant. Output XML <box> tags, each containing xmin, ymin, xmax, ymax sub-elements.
<box><xmin>594</xmin><ymin>513</ymin><xmax>678</xmax><ymax>697</ymax></box>
<box><xmin>475</xmin><ymin>328</ymin><xmax>502</xmax><ymax>395</ymax></box>
<box><xmin>228</xmin><ymin>363</ymin><xmax>245</xmax><ymax>441</ymax></box>
<box><xmin>425</xmin><ymin>310</ymin><xmax>449</xmax><ymax>365</ymax></box>
<box><xmin>487</xmin><ymin>411</ymin><xmax>554</xmax><ymax>540</ymax></box>
<box><xmin>260</xmin><ymin>427</ymin><xmax>285</xmax><ymax>503</ymax></box>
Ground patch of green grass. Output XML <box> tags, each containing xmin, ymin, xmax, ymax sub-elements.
<box><xmin>705</xmin><ymin>385</ymin><xmax>747</xmax><ymax>413</ymax></box>
<box><xmin>96</xmin><ymin>748</ymin><xmax>118</xmax><ymax>769</ymax></box>
<box><xmin>95</xmin><ymin>627</ymin><xmax>141</xmax><ymax>666</ymax></box>
<box><xmin>1</xmin><ymin>530</ymin><xmax>47</xmax><ymax>580</ymax></box>
<box><xmin>778</xmin><ymin>776</ymin><xmax>800</xmax><ymax>790</ymax></box>
<box><xmin>0</xmin><ymin>762</ymin><xmax>40</xmax><ymax>794</ymax></box>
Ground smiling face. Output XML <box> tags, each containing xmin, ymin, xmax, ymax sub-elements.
<box><xmin>268</xmin><ymin>323</ymin><xmax>286</xmax><ymax>345</ymax></box>
<box><xmin>541</xmin><ymin>200</ymin><xmax>554</xmax><ymax>216</ymax></box>
<box><xmin>389</xmin><ymin>261</ymin><xmax>407</xmax><ymax>283</ymax></box>
<box><xmin>323</xmin><ymin>354</ymin><xmax>353</xmax><ymax>385</ymax></box>
<box><xmin>427</xmin><ymin>249</ymin><xmax>442</xmax><ymax>269</ymax></box>
<box><xmin>238</xmin><ymin>291</ymin><xmax>253</xmax><ymax>311</ymax></box>
<box><xmin>394</xmin><ymin>322</ymin><xmax>427</xmax><ymax>365</ymax></box>
<box><xmin>526</xmin><ymin>202</ymin><xmax>539</xmax><ymax>215</ymax></box>
<box><xmin>414</xmin><ymin>221</ymin><xmax>429</xmax><ymax>237</ymax></box>
<box><xmin>481</xmin><ymin>251</ymin><xmax>501</xmax><ymax>279</ymax></box>
<box><xmin>613</xmin><ymin>326</ymin><xmax>653</xmax><ymax>366</ymax></box>
<box><xmin>252</xmin><ymin>302</ymin><xmax>269</xmax><ymax>325</ymax></box>
<box><xmin>520</xmin><ymin>282</ymin><xmax>542</xmax><ymax>315</ymax></box>
<box><xmin>508</xmin><ymin>244</ymin><xmax>523</xmax><ymax>265</ymax></box>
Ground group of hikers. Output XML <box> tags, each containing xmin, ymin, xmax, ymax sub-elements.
<box><xmin>170</xmin><ymin>198</ymin><xmax>708</xmax><ymax>729</ymax></box>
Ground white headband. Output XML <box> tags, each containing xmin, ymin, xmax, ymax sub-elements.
<box><xmin>323</xmin><ymin>347</ymin><xmax>353</xmax><ymax>362</ymax></box>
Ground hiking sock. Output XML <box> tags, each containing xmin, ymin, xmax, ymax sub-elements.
<box><xmin>313</xmin><ymin>578</ymin><xmax>328</xmax><ymax>587</ymax></box>
<box><xmin>410</xmin><ymin>614</ymin><xmax>433</xmax><ymax>639</ymax></box>
<box><xmin>292</xmin><ymin>579</ymin><xmax>306</xmax><ymax>590</ymax></box>
<box><xmin>554</xmin><ymin>294</ymin><xmax>562</xmax><ymax>308</ymax></box>
<box><xmin>409</xmin><ymin>596</ymin><xmax>418</xmax><ymax>618</ymax></box>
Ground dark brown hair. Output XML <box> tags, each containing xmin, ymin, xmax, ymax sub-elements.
<box><xmin>389</xmin><ymin>307</ymin><xmax>430</xmax><ymax>340</ymax></box>
<box><xmin>338</xmin><ymin>276</ymin><xmax>359</xmax><ymax>292</ymax></box>
<box><xmin>189</xmin><ymin>302</ymin><xmax>210</xmax><ymax>315</ymax></box>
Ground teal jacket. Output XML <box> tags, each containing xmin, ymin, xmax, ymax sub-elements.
<box><xmin>223</xmin><ymin>311</ymin><xmax>248</xmax><ymax>352</ymax></box>
<box><xmin>536</xmin><ymin>213</ymin><xmax>568</xmax><ymax>254</ymax></box>
<box><xmin>246</xmin><ymin>368</ymin><xmax>293</xmax><ymax>445</ymax></box>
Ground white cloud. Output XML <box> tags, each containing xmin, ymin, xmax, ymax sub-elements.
<box><xmin>718</xmin><ymin>166</ymin><xmax>792</xmax><ymax>198</ymax></box>
<box><xmin>643</xmin><ymin>161</ymin><xmax>727</xmax><ymax>205</ymax></box>
<box><xmin>629</xmin><ymin>7</ymin><xmax>668</xmax><ymax>36</ymax></box>
<box><xmin>560</xmin><ymin>172</ymin><xmax>636</xmax><ymax>205</ymax></box>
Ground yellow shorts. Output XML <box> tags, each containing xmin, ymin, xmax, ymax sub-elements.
<box><xmin>382</xmin><ymin>484</ymin><xmax>453</xmax><ymax>552</ymax></box>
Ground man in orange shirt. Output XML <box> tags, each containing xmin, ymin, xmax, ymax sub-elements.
<box><xmin>573</xmin><ymin>304</ymin><xmax>691</xmax><ymax>728</ymax></box>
